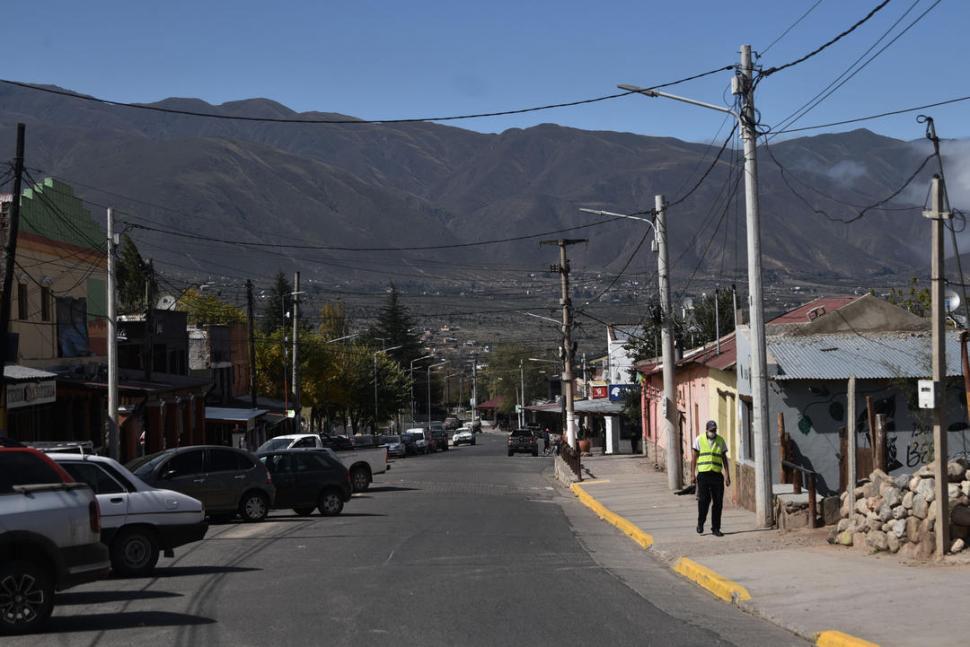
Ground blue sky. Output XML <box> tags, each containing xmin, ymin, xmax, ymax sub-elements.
<box><xmin>9</xmin><ymin>0</ymin><xmax>968</xmax><ymax>142</ymax></box>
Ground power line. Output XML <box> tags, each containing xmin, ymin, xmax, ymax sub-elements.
<box><xmin>761</xmin><ymin>0</ymin><xmax>894</xmax><ymax>77</ymax></box>
<box><xmin>759</xmin><ymin>0</ymin><xmax>826</xmax><ymax>57</ymax></box>
<box><xmin>769</xmin><ymin>94</ymin><xmax>970</xmax><ymax>135</ymax></box>
<box><xmin>0</xmin><ymin>66</ymin><xmax>733</xmax><ymax>126</ymax></box>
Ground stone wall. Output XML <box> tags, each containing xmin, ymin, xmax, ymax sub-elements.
<box><xmin>830</xmin><ymin>460</ymin><xmax>970</xmax><ymax>558</ymax></box>
<box><xmin>554</xmin><ymin>454</ymin><xmax>580</xmax><ymax>485</ymax></box>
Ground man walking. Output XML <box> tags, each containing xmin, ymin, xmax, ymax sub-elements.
<box><xmin>692</xmin><ymin>420</ymin><xmax>730</xmax><ymax>537</ymax></box>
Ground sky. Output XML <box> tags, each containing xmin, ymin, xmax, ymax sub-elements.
<box><xmin>7</xmin><ymin>0</ymin><xmax>969</xmax><ymax>142</ymax></box>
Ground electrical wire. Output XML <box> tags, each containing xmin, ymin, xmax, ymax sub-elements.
<box><xmin>769</xmin><ymin>94</ymin><xmax>970</xmax><ymax>135</ymax></box>
<box><xmin>760</xmin><ymin>0</ymin><xmax>893</xmax><ymax>77</ymax></box>
<box><xmin>0</xmin><ymin>66</ymin><xmax>733</xmax><ymax>126</ymax></box>
<box><xmin>759</xmin><ymin>0</ymin><xmax>826</xmax><ymax>58</ymax></box>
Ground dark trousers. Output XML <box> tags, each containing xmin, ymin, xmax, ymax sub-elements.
<box><xmin>697</xmin><ymin>471</ymin><xmax>725</xmax><ymax>531</ymax></box>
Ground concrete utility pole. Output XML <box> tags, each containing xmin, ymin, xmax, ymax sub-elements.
<box><xmin>846</xmin><ymin>376</ymin><xmax>857</xmax><ymax>515</ymax></box>
<box><xmin>246</xmin><ymin>279</ymin><xmax>257</xmax><ymax>410</ymax></box>
<box><xmin>106</xmin><ymin>208</ymin><xmax>119</xmax><ymax>459</ymax></box>
<box><xmin>737</xmin><ymin>44</ymin><xmax>773</xmax><ymax>528</ymax></box>
<box><xmin>542</xmin><ymin>238</ymin><xmax>586</xmax><ymax>448</ymax></box>
<box><xmin>471</xmin><ymin>354</ymin><xmax>478</xmax><ymax>423</ymax></box>
<box><xmin>0</xmin><ymin>124</ymin><xmax>24</xmax><ymax>435</ymax></box>
<box><xmin>291</xmin><ymin>272</ymin><xmax>301</xmax><ymax>433</ymax></box>
<box><xmin>520</xmin><ymin>358</ymin><xmax>526</xmax><ymax>428</ymax></box>
<box><xmin>927</xmin><ymin>174</ymin><xmax>951</xmax><ymax>556</ymax></box>
<box><xmin>655</xmin><ymin>195</ymin><xmax>681</xmax><ymax>490</ymax></box>
<box><xmin>143</xmin><ymin>260</ymin><xmax>155</xmax><ymax>382</ymax></box>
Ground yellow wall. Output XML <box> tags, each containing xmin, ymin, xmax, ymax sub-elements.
<box><xmin>707</xmin><ymin>367</ymin><xmax>738</xmax><ymax>460</ymax></box>
<box><xmin>10</xmin><ymin>233</ymin><xmax>106</xmax><ymax>364</ymax></box>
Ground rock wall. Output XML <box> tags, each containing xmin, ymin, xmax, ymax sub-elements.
<box><xmin>830</xmin><ymin>460</ymin><xmax>970</xmax><ymax>558</ymax></box>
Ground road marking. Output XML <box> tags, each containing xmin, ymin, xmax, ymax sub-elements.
<box><xmin>570</xmin><ymin>483</ymin><xmax>652</xmax><ymax>550</ymax></box>
<box><xmin>577</xmin><ymin>479</ymin><xmax>611</xmax><ymax>486</ymax></box>
<box><xmin>384</xmin><ymin>550</ymin><xmax>395</xmax><ymax>565</ymax></box>
<box><xmin>672</xmin><ymin>557</ymin><xmax>751</xmax><ymax>605</ymax></box>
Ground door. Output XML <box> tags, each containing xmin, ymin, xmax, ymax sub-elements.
<box><xmin>291</xmin><ymin>453</ymin><xmax>329</xmax><ymax>507</ymax></box>
<box><xmin>61</xmin><ymin>462</ymin><xmax>130</xmax><ymax>529</ymax></box>
<box><xmin>262</xmin><ymin>453</ymin><xmax>296</xmax><ymax>507</ymax></box>
<box><xmin>205</xmin><ymin>448</ymin><xmax>247</xmax><ymax>511</ymax></box>
<box><xmin>158</xmin><ymin>449</ymin><xmax>207</xmax><ymax>506</ymax></box>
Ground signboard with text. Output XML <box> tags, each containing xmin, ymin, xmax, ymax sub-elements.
<box><xmin>591</xmin><ymin>385</ymin><xmax>608</xmax><ymax>399</ymax></box>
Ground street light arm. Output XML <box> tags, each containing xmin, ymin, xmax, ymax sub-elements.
<box><xmin>578</xmin><ymin>208</ymin><xmax>655</xmax><ymax>229</ymax></box>
<box><xmin>618</xmin><ymin>83</ymin><xmax>738</xmax><ymax>118</ymax></box>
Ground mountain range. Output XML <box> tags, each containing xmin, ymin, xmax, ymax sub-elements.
<box><xmin>0</xmin><ymin>82</ymin><xmax>947</xmax><ymax>292</ymax></box>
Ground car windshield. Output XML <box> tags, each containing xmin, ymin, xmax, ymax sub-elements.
<box><xmin>257</xmin><ymin>437</ymin><xmax>294</xmax><ymax>452</ymax></box>
<box><xmin>127</xmin><ymin>451</ymin><xmax>170</xmax><ymax>479</ymax></box>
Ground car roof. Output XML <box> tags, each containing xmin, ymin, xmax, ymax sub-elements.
<box><xmin>0</xmin><ymin>447</ymin><xmax>75</xmax><ymax>483</ymax></box>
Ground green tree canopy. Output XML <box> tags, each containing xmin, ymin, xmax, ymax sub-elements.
<box><xmin>116</xmin><ymin>235</ymin><xmax>156</xmax><ymax>314</ymax></box>
<box><xmin>366</xmin><ymin>284</ymin><xmax>422</xmax><ymax>368</ymax></box>
<box><xmin>482</xmin><ymin>344</ymin><xmax>554</xmax><ymax>415</ymax></box>
<box><xmin>177</xmin><ymin>289</ymin><xmax>245</xmax><ymax>326</ymax></box>
<box><xmin>261</xmin><ymin>271</ymin><xmax>292</xmax><ymax>334</ymax></box>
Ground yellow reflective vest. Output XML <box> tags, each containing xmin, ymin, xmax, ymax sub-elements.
<box><xmin>697</xmin><ymin>434</ymin><xmax>727</xmax><ymax>474</ymax></box>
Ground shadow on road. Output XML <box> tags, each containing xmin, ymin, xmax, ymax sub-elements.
<box><xmin>57</xmin><ymin>590</ymin><xmax>183</xmax><ymax>605</ymax></box>
<box><xmin>41</xmin><ymin>611</ymin><xmax>215</xmax><ymax>633</ymax></box>
<box><xmin>150</xmin><ymin>565</ymin><xmax>261</xmax><ymax>578</ymax></box>
<box><xmin>337</xmin><ymin>512</ymin><xmax>386</xmax><ymax>517</ymax></box>
<box><xmin>367</xmin><ymin>486</ymin><xmax>419</xmax><ymax>493</ymax></box>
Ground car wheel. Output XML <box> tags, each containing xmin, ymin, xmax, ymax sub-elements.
<box><xmin>350</xmin><ymin>466</ymin><xmax>371</xmax><ymax>492</ymax></box>
<box><xmin>239</xmin><ymin>491</ymin><xmax>270</xmax><ymax>522</ymax></box>
<box><xmin>293</xmin><ymin>507</ymin><xmax>315</xmax><ymax>516</ymax></box>
<box><xmin>318</xmin><ymin>489</ymin><xmax>344</xmax><ymax>516</ymax></box>
<box><xmin>111</xmin><ymin>528</ymin><xmax>160</xmax><ymax>577</ymax></box>
<box><xmin>0</xmin><ymin>560</ymin><xmax>54</xmax><ymax>635</ymax></box>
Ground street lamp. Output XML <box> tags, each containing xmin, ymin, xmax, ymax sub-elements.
<box><xmin>618</xmin><ymin>47</ymin><xmax>773</xmax><ymax>527</ymax></box>
<box><xmin>427</xmin><ymin>361</ymin><xmax>448</xmax><ymax>426</ymax></box>
<box><xmin>374</xmin><ymin>344</ymin><xmax>403</xmax><ymax>433</ymax></box>
<box><xmin>410</xmin><ymin>354</ymin><xmax>434</xmax><ymax>422</ymax></box>
<box><xmin>444</xmin><ymin>372</ymin><xmax>461</xmax><ymax>416</ymax></box>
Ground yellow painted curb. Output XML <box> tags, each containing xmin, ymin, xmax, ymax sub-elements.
<box><xmin>570</xmin><ymin>483</ymin><xmax>653</xmax><ymax>550</ymax></box>
<box><xmin>816</xmin><ymin>630</ymin><xmax>879</xmax><ymax>647</ymax></box>
<box><xmin>577</xmin><ymin>479</ymin><xmax>611</xmax><ymax>486</ymax></box>
<box><xmin>672</xmin><ymin>557</ymin><xmax>751</xmax><ymax>604</ymax></box>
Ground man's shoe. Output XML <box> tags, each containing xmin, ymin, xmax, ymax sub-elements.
<box><xmin>712</xmin><ymin>530</ymin><xmax>724</xmax><ymax>537</ymax></box>
<box><xmin>696</xmin><ymin>525</ymin><xmax>704</xmax><ymax>535</ymax></box>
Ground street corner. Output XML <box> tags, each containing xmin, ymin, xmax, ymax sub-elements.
<box><xmin>815</xmin><ymin>630</ymin><xmax>880</xmax><ymax>647</ymax></box>
<box><xmin>672</xmin><ymin>557</ymin><xmax>751</xmax><ymax>605</ymax></box>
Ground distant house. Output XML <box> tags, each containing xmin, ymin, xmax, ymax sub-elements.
<box><xmin>606</xmin><ymin>324</ymin><xmax>644</xmax><ymax>385</ymax></box>
<box><xmin>189</xmin><ymin>323</ymin><xmax>250</xmax><ymax>404</ymax></box>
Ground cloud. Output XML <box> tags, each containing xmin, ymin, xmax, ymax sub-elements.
<box><xmin>825</xmin><ymin>159</ymin><xmax>868</xmax><ymax>185</ymax></box>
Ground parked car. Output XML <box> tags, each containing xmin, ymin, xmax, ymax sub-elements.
<box><xmin>429</xmin><ymin>424</ymin><xmax>449</xmax><ymax>452</ymax></box>
<box><xmin>452</xmin><ymin>427</ymin><xmax>475</xmax><ymax>446</ymax></box>
<box><xmin>508</xmin><ymin>428</ymin><xmax>539</xmax><ymax>457</ymax></box>
<box><xmin>405</xmin><ymin>428</ymin><xmax>431</xmax><ymax>455</ymax></box>
<box><xmin>381</xmin><ymin>434</ymin><xmax>407</xmax><ymax>458</ymax></box>
<box><xmin>0</xmin><ymin>447</ymin><xmax>110</xmax><ymax>635</ymax></box>
<box><xmin>50</xmin><ymin>453</ymin><xmax>207</xmax><ymax>576</ymax></box>
<box><xmin>258</xmin><ymin>450</ymin><xmax>352</xmax><ymax>516</ymax></box>
<box><xmin>128</xmin><ymin>446</ymin><xmax>275</xmax><ymax>522</ymax></box>
<box><xmin>256</xmin><ymin>434</ymin><xmax>388</xmax><ymax>492</ymax></box>
<box><xmin>442</xmin><ymin>416</ymin><xmax>461</xmax><ymax>431</ymax></box>
<box><xmin>400</xmin><ymin>433</ymin><xmax>419</xmax><ymax>456</ymax></box>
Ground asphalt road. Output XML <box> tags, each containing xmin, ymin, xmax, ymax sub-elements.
<box><xmin>14</xmin><ymin>431</ymin><xmax>805</xmax><ymax>646</ymax></box>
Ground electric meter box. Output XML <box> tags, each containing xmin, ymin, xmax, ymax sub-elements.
<box><xmin>917</xmin><ymin>380</ymin><xmax>939</xmax><ymax>409</ymax></box>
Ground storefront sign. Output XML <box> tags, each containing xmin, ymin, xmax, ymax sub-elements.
<box><xmin>591</xmin><ymin>385</ymin><xmax>608</xmax><ymax>399</ymax></box>
<box><xmin>7</xmin><ymin>380</ymin><xmax>56</xmax><ymax>409</ymax></box>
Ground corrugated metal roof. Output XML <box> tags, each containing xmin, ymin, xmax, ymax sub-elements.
<box><xmin>4</xmin><ymin>365</ymin><xmax>57</xmax><ymax>381</ymax></box>
<box><xmin>526</xmin><ymin>398</ymin><xmax>625</xmax><ymax>415</ymax></box>
<box><xmin>769</xmin><ymin>332</ymin><xmax>962</xmax><ymax>380</ymax></box>
<box><xmin>206</xmin><ymin>407</ymin><xmax>268</xmax><ymax>422</ymax></box>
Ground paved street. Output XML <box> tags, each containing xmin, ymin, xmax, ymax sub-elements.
<box><xmin>13</xmin><ymin>432</ymin><xmax>804</xmax><ymax>646</ymax></box>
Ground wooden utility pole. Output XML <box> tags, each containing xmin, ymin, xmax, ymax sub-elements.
<box><xmin>926</xmin><ymin>174</ymin><xmax>951</xmax><ymax>556</ymax></box>
<box><xmin>246</xmin><ymin>279</ymin><xmax>257</xmax><ymax>410</ymax></box>
<box><xmin>0</xmin><ymin>123</ymin><xmax>25</xmax><ymax>435</ymax></box>
<box><xmin>541</xmin><ymin>238</ymin><xmax>586</xmax><ymax>448</ymax></box>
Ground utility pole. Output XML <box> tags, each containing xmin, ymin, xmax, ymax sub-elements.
<box><xmin>656</xmin><ymin>195</ymin><xmax>680</xmax><ymax>490</ymax></box>
<box><xmin>714</xmin><ymin>287</ymin><xmax>721</xmax><ymax>355</ymax></box>
<box><xmin>519</xmin><ymin>358</ymin><xmax>525</xmax><ymax>428</ymax></box>
<box><xmin>846</xmin><ymin>377</ymin><xmax>857</xmax><ymax>516</ymax></box>
<box><xmin>471</xmin><ymin>354</ymin><xmax>478</xmax><ymax>423</ymax></box>
<box><xmin>291</xmin><ymin>272</ymin><xmax>301</xmax><ymax>433</ymax></box>
<box><xmin>143</xmin><ymin>260</ymin><xmax>155</xmax><ymax>382</ymax></box>
<box><xmin>0</xmin><ymin>123</ymin><xmax>25</xmax><ymax>435</ymax></box>
<box><xmin>246</xmin><ymin>280</ymin><xmax>257</xmax><ymax>410</ymax></box>
<box><xmin>737</xmin><ymin>44</ymin><xmax>773</xmax><ymax>527</ymax></box>
<box><xmin>106</xmin><ymin>208</ymin><xmax>119</xmax><ymax>459</ymax></box>
<box><xmin>542</xmin><ymin>238</ymin><xmax>586</xmax><ymax>448</ymax></box>
<box><xmin>927</xmin><ymin>174</ymin><xmax>951</xmax><ymax>556</ymax></box>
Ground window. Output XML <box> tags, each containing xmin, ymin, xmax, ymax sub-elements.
<box><xmin>17</xmin><ymin>283</ymin><xmax>27</xmax><ymax>320</ymax></box>
<box><xmin>40</xmin><ymin>287</ymin><xmax>51</xmax><ymax>322</ymax></box>
<box><xmin>741</xmin><ymin>398</ymin><xmax>754</xmax><ymax>461</ymax></box>
<box><xmin>207</xmin><ymin>448</ymin><xmax>250</xmax><ymax>473</ymax></box>
<box><xmin>61</xmin><ymin>462</ymin><xmax>125</xmax><ymax>494</ymax></box>
<box><xmin>0</xmin><ymin>452</ymin><xmax>64</xmax><ymax>492</ymax></box>
<box><xmin>293</xmin><ymin>453</ymin><xmax>326</xmax><ymax>472</ymax></box>
<box><xmin>163</xmin><ymin>450</ymin><xmax>204</xmax><ymax>478</ymax></box>
<box><xmin>293</xmin><ymin>436</ymin><xmax>317</xmax><ymax>448</ymax></box>
<box><xmin>261</xmin><ymin>453</ymin><xmax>292</xmax><ymax>474</ymax></box>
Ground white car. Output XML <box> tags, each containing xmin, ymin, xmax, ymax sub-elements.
<box><xmin>452</xmin><ymin>427</ymin><xmax>475</xmax><ymax>446</ymax></box>
<box><xmin>49</xmin><ymin>453</ymin><xmax>207</xmax><ymax>577</ymax></box>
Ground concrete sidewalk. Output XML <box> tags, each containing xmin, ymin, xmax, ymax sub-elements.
<box><xmin>573</xmin><ymin>454</ymin><xmax>969</xmax><ymax>647</ymax></box>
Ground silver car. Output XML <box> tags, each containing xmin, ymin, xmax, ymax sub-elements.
<box><xmin>452</xmin><ymin>427</ymin><xmax>475</xmax><ymax>446</ymax></box>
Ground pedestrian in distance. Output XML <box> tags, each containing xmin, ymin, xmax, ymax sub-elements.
<box><xmin>542</xmin><ymin>427</ymin><xmax>551</xmax><ymax>455</ymax></box>
<box><xmin>692</xmin><ymin>420</ymin><xmax>730</xmax><ymax>537</ymax></box>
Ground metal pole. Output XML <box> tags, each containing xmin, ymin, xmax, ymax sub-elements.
<box><xmin>246</xmin><ymin>280</ymin><xmax>257</xmax><ymax>410</ymax></box>
<box><xmin>472</xmin><ymin>354</ymin><xmax>478</xmax><ymax>423</ymax></box>
<box><xmin>427</xmin><ymin>364</ymin><xmax>432</xmax><ymax>427</ymax></box>
<box><xmin>519</xmin><ymin>358</ymin><xmax>525</xmax><ymax>428</ymax></box>
<box><xmin>374</xmin><ymin>352</ymin><xmax>379</xmax><ymax>431</ymax></box>
<box><xmin>847</xmin><ymin>377</ymin><xmax>857</xmax><ymax>516</ymax></box>
<box><xmin>106</xmin><ymin>208</ymin><xmax>119</xmax><ymax>459</ymax></box>
<box><xmin>739</xmin><ymin>44</ymin><xmax>773</xmax><ymax>527</ymax></box>
<box><xmin>0</xmin><ymin>123</ymin><xmax>24</xmax><ymax>435</ymax></box>
<box><xmin>715</xmin><ymin>287</ymin><xmax>720</xmax><ymax>355</ymax></box>
<box><xmin>291</xmin><ymin>272</ymin><xmax>301</xmax><ymax>432</ymax></box>
<box><xmin>927</xmin><ymin>174</ymin><xmax>951</xmax><ymax>556</ymax></box>
<box><xmin>656</xmin><ymin>194</ymin><xmax>681</xmax><ymax>490</ymax></box>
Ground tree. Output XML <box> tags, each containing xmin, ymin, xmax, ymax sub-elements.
<box><xmin>366</xmin><ymin>284</ymin><xmax>422</xmax><ymax>368</ymax></box>
<box><xmin>116</xmin><ymin>235</ymin><xmax>156</xmax><ymax>314</ymax></box>
<box><xmin>261</xmin><ymin>271</ymin><xmax>292</xmax><ymax>334</ymax></box>
<box><xmin>178</xmin><ymin>289</ymin><xmax>244</xmax><ymax>326</ymax></box>
<box><xmin>689</xmin><ymin>290</ymin><xmax>736</xmax><ymax>348</ymax></box>
<box><xmin>483</xmin><ymin>344</ymin><xmax>554</xmax><ymax>415</ymax></box>
<box><xmin>319</xmin><ymin>301</ymin><xmax>349</xmax><ymax>341</ymax></box>
<box><xmin>886</xmin><ymin>277</ymin><xmax>930</xmax><ymax>317</ymax></box>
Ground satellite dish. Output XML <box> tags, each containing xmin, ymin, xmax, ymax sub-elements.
<box><xmin>945</xmin><ymin>289</ymin><xmax>961</xmax><ymax>314</ymax></box>
<box><xmin>682</xmin><ymin>297</ymin><xmax>694</xmax><ymax>311</ymax></box>
<box><xmin>156</xmin><ymin>294</ymin><xmax>177</xmax><ymax>311</ymax></box>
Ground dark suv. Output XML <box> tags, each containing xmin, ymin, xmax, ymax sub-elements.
<box><xmin>128</xmin><ymin>446</ymin><xmax>275</xmax><ymax>522</ymax></box>
<box><xmin>258</xmin><ymin>449</ymin><xmax>352</xmax><ymax>516</ymax></box>
<box><xmin>508</xmin><ymin>428</ymin><xmax>539</xmax><ymax>457</ymax></box>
